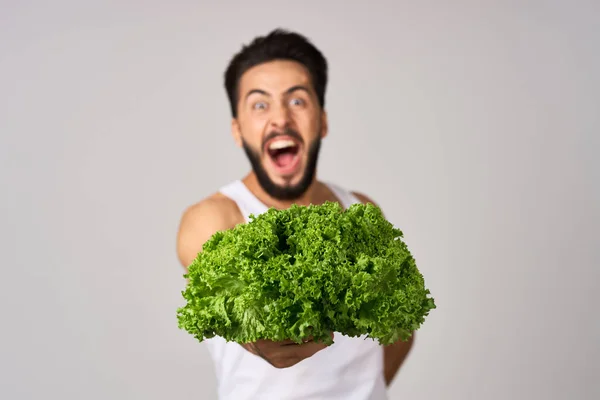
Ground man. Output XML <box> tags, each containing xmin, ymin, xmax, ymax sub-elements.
<box><xmin>176</xmin><ymin>29</ymin><xmax>414</xmax><ymax>400</ymax></box>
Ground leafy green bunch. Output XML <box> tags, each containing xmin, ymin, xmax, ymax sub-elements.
<box><xmin>177</xmin><ymin>202</ymin><xmax>435</xmax><ymax>346</ymax></box>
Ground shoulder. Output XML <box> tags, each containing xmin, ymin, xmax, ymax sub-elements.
<box><xmin>176</xmin><ymin>192</ymin><xmax>244</xmax><ymax>269</ymax></box>
<box><xmin>351</xmin><ymin>191</ymin><xmax>379</xmax><ymax>206</ymax></box>
<box><xmin>351</xmin><ymin>191</ymin><xmax>386</xmax><ymax>217</ymax></box>
<box><xmin>322</xmin><ymin>181</ymin><xmax>380</xmax><ymax>208</ymax></box>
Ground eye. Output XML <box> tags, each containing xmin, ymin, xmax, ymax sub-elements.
<box><xmin>290</xmin><ymin>98</ymin><xmax>305</xmax><ymax>107</ymax></box>
<box><xmin>253</xmin><ymin>101</ymin><xmax>268</xmax><ymax>111</ymax></box>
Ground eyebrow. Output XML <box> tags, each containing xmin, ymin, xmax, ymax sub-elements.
<box><xmin>244</xmin><ymin>85</ymin><xmax>311</xmax><ymax>101</ymax></box>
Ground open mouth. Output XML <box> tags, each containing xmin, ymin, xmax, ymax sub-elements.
<box><xmin>265</xmin><ymin>138</ymin><xmax>301</xmax><ymax>174</ymax></box>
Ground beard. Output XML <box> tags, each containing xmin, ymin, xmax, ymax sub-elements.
<box><xmin>242</xmin><ymin>129</ymin><xmax>322</xmax><ymax>201</ymax></box>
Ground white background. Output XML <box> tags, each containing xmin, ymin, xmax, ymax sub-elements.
<box><xmin>1</xmin><ymin>1</ymin><xmax>598</xmax><ymax>399</ymax></box>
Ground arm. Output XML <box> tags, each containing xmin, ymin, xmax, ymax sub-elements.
<box><xmin>176</xmin><ymin>195</ymin><xmax>241</xmax><ymax>269</ymax></box>
<box><xmin>352</xmin><ymin>191</ymin><xmax>415</xmax><ymax>386</ymax></box>
<box><xmin>383</xmin><ymin>334</ymin><xmax>414</xmax><ymax>385</ymax></box>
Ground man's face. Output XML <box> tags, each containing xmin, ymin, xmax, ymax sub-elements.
<box><xmin>232</xmin><ymin>60</ymin><xmax>327</xmax><ymax>200</ymax></box>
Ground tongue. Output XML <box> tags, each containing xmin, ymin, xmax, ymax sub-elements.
<box><xmin>274</xmin><ymin>152</ymin><xmax>295</xmax><ymax>167</ymax></box>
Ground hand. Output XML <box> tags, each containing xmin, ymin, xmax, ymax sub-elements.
<box><xmin>241</xmin><ymin>332</ymin><xmax>334</xmax><ymax>369</ymax></box>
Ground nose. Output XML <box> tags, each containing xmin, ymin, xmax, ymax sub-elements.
<box><xmin>269</xmin><ymin>103</ymin><xmax>291</xmax><ymax>130</ymax></box>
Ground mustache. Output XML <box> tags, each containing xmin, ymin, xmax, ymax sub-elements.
<box><xmin>262</xmin><ymin>128</ymin><xmax>304</xmax><ymax>149</ymax></box>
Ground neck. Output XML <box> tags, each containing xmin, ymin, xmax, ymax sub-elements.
<box><xmin>242</xmin><ymin>171</ymin><xmax>324</xmax><ymax>210</ymax></box>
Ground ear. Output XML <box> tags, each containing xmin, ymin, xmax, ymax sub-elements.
<box><xmin>231</xmin><ymin>118</ymin><xmax>243</xmax><ymax>147</ymax></box>
<box><xmin>320</xmin><ymin>110</ymin><xmax>329</xmax><ymax>139</ymax></box>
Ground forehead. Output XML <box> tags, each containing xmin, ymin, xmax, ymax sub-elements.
<box><xmin>238</xmin><ymin>60</ymin><xmax>313</xmax><ymax>96</ymax></box>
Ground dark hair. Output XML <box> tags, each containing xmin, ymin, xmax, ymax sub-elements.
<box><xmin>224</xmin><ymin>28</ymin><xmax>328</xmax><ymax>118</ymax></box>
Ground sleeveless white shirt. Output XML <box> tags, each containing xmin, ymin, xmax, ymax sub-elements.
<box><xmin>203</xmin><ymin>180</ymin><xmax>388</xmax><ymax>400</ymax></box>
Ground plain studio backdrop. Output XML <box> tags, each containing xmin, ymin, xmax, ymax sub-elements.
<box><xmin>1</xmin><ymin>1</ymin><xmax>599</xmax><ymax>399</ymax></box>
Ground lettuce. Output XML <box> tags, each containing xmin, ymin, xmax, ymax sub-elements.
<box><xmin>177</xmin><ymin>201</ymin><xmax>435</xmax><ymax>346</ymax></box>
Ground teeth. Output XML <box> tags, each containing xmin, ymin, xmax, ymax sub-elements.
<box><xmin>269</xmin><ymin>140</ymin><xmax>296</xmax><ymax>150</ymax></box>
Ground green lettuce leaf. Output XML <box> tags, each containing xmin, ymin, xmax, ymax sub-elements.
<box><xmin>177</xmin><ymin>201</ymin><xmax>435</xmax><ymax>346</ymax></box>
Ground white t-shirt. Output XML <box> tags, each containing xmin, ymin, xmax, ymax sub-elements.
<box><xmin>203</xmin><ymin>180</ymin><xmax>388</xmax><ymax>400</ymax></box>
